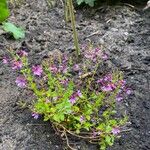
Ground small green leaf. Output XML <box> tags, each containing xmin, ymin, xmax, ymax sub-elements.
<box><xmin>105</xmin><ymin>135</ymin><xmax>113</xmax><ymax>146</ymax></box>
<box><xmin>2</xmin><ymin>22</ymin><xmax>25</xmax><ymax>39</ymax></box>
<box><xmin>100</xmin><ymin>141</ymin><xmax>106</xmax><ymax>150</ymax></box>
<box><xmin>76</xmin><ymin>129</ymin><xmax>80</xmax><ymax>134</ymax></box>
<box><xmin>109</xmin><ymin>120</ymin><xmax>117</xmax><ymax>126</ymax></box>
<box><xmin>0</xmin><ymin>0</ymin><xmax>10</xmax><ymax>23</ymax></box>
<box><xmin>53</xmin><ymin>114</ymin><xmax>65</xmax><ymax>122</ymax></box>
<box><xmin>105</xmin><ymin>125</ymin><xmax>112</xmax><ymax>133</ymax></box>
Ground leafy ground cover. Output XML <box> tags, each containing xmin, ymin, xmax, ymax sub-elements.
<box><xmin>0</xmin><ymin>0</ymin><xmax>150</xmax><ymax>150</ymax></box>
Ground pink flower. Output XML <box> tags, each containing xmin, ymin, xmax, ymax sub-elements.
<box><xmin>49</xmin><ymin>65</ymin><xmax>58</xmax><ymax>74</ymax></box>
<box><xmin>2</xmin><ymin>56</ymin><xmax>9</xmax><ymax>64</ymax></box>
<box><xmin>60</xmin><ymin>79</ymin><xmax>68</xmax><ymax>86</ymax></box>
<box><xmin>15</xmin><ymin>76</ymin><xmax>27</xmax><ymax>88</ymax></box>
<box><xmin>32</xmin><ymin>65</ymin><xmax>43</xmax><ymax>76</ymax></box>
<box><xmin>62</xmin><ymin>54</ymin><xmax>68</xmax><ymax>63</ymax></box>
<box><xmin>73</xmin><ymin>64</ymin><xmax>80</xmax><ymax>71</ymax></box>
<box><xmin>81</xmin><ymin>44</ymin><xmax>87</xmax><ymax>50</ymax></box>
<box><xmin>102</xmin><ymin>53</ymin><xmax>108</xmax><ymax>60</ymax></box>
<box><xmin>59</xmin><ymin>65</ymin><xmax>68</xmax><ymax>74</ymax></box>
<box><xmin>17</xmin><ymin>50</ymin><xmax>28</xmax><ymax>57</ymax></box>
<box><xmin>12</xmin><ymin>60</ymin><xmax>23</xmax><ymax>70</ymax></box>
<box><xmin>112</xmin><ymin>127</ymin><xmax>120</xmax><ymax>135</ymax></box>
<box><xmin>84</xmin><ymin>52</ymin><xmax>94</xmax><ymax>59</ymax></box>
<box><xmin>118</xmin><ymin>80</ymin><xmax>126</xmax><ymax>87</ymax></box>
<box><xmin>32</xmin><ymin>113</ymin><xmax>39</xmax><ymax>119</ymax></box>
<box><xmin>97</xmin><ymin>79</ymin><xmax>103</xmax><ymax>83</ymax></box>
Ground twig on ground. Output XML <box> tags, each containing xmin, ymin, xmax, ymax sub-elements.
<box><xmin>85</xmin><ymin>31</ymin><xmax>101</xmax><ymax>38</ymax></box>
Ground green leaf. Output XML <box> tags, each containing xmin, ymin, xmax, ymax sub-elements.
<box><xmin>105</xmin><ymin>135</ymin><xmax>113</xmax><ymax>146</ymax></box>
<box><xmin>76</xmin><ymin>0</ymin><xmax>96</xmax><ymax>7</ymax></box>
<box><xmin>84</xmin><ymin>122</ymin><xmax>92</xmax><ymax>131</ymax></box>
<box><xmin>53</xmin><ymin>114</ymin><xmax>65</xmax><ymax>122</ymax></box>
<box><xmin>56</xmin><ymin>100</ymin><xmax>72</xmax><ymax>114</ymax></box>
<box><xmin>76</xmin><ymin>129</ymin><xmax>80</xmax><ymax>134</ymax></box>
<box><xmin>76</xmin><ymin>0</ymin><xmax>83</xmax><ymax>5</ymax></box>
<box><xmin>2</xmin><ymin>22</ymin><xmax>25</xmax><ymax>39</ymax></box>
<box><xmin>109</xmin><ymin>120</ymin><xmax>117</xmax><ymax>126</ymax></box>
<box><xmin>100</xmin><ymin>141</ymin><xmax>106</xmax><ymax>150</ymax></box>
<box><xmin>0</xmin><ymin>0</ymin><xmax>10</xmax><ymax>23</ymax></box>
<box><xmin>105</xmin><ymin>125</ymin><xmax>112</xmax><ymax>133</ymax></box>
<box><xmin>85</xmin><ymin>0</ymin><xmax>95</xmax><ymax>7</ymax></box>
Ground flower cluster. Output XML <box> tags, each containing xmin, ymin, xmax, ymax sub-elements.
<box><xmin>97</xmin><ymin>74</ymin><xmax>131</xmax><ymax>102</ymax></box>
<box><xmin>49</xmin><ymin>64</ymin><xmax>68</xmax><ymax>74</ymax></box>
<box><xmin>2</xmin><ymin>46</ymin><xmax>131</xmax><ymax>150</ymax></box>
<box><xmin>69</xmin><ymin>90</ymin><xmax>82</xmax><ymax>104</ymax></box>
<box><xmin>15</xmin><ymin>76</ymin><xmax>27</xmax><ymax>88</ymax></box>
<box><xmin>84</xmin><ymin>47</ymin><xmax>108</xmax><ymax>62</ymax></box>
<box><xmin>32</xmin><ymin>65</ymin><xmax>43</xmax><ymax>76</ymax></box>
<box><xmin>2</xmin><ymin>56</ymin><xmax>9</xmax><ymax>64</ymax></box>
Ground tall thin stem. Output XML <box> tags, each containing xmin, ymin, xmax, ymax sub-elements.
<box><xmin>68</xmin><ymin>0</ymin><xmax>80</xmax><ymax>57</ymax></box>
<box><xmin>65</xmin><ymin>0</ymin><xmax>70</xmax><ymax>22</ymax></box>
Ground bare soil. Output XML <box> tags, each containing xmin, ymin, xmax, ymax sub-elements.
<box><xmin>0</xmin><ymin>0</ymin><xmax>150</xmax><ymax>150</ymax></box>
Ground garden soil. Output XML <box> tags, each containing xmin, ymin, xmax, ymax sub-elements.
<box><xmin>0</xmin><ymin>0</ymin><xmax>150</xmax><ymax>150</ymax></box>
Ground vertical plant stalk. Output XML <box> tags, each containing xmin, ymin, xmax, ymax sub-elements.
<box><xmin>64</xmin><ymin>0</ymin><xmax>70</xmax><ymax>22</ymax></box>
<box><xmin>68</xmin><ymin>0</ymin><xmax>80</xmax><ymax>57</ymax></box>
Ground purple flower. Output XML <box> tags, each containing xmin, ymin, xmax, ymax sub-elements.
<box><xmin>101</xmin><ymin>84</ymin><xmax>116</xmax><ymax>92</ymax></box>
<box><xmin>15</xmin><ymin>76</ymin><xmax>27</xmax><ymax>88</ymax></box>
<box><xmin>80</xmin><ymin>115</ymin><xmax>85</xmax><ymax>123</ymax></box>
<box><xmin>69</xmin><ymin>95</ymin><xmax>77</xmax><ymax>104</ymax></box>
<box><xmin>126</xmin><ymin>88</ymin><xmax>132</xmax><ymax>95</ymax></box>
<box><xmin>116</xmin><ymin>95</ymin><xmax>123</xmax><ymax>102</ymax></box>
<box><xmin>119</xmin><ymin>80</ymin><xmax>126</xmax><ymax>87</ymax></box>
<box><xmin>32</xmin><ymin>113</ymin><xmax>39</xmax><ymax>119</ymax></box>
<box><xmin>81</xmin><ymin>44</ymin><xmax>87</xmax><ymax>50</ymax></box>
<box><xmin>84</xmin><ymin>47</ymin><xmax>103</xmax><ymax>62</ymax></box>
<box><xmin>2</xmin><ymin>56</ymin><xmax>9</xmax><ymax>64</ymax></box>
<box><xmin>103</xmin><ymin>74</ymin><xmax>112</xmax><ymax>82</ymax></box>
<box><xmin>112</xmin><ymin>127</ymin><xmax>120</xmax><ymax>135</ymax></box>
<box><xmin>97</xmin><ymin>74</ymin><xmax>112</xmax><ymax>84</ymax></box>
<box><xmin>69</xmin><ymin>90</ymin><xmax>82</xmax><ymax>104</ymax></box>
<box><xmin>73</xmin><ymin>64</ymin><xmax>80</xmax><ymax>71</ymax></box>
<box><xmin>97</xmin><ymin>79</ymin><xmax>103</xmax><ymax>84</ymax></box>
<box><xmin>60</xmin><ymin>79</ymin><xmax>68</xmax><ymax>86</ymax></box>
<box><xmin>77</xmin><ymin>90</ymin><xmax>82</xmax><ymax>97</ymax></box>
<box><xmin>59</xmin><ymin>65</ymin><xmax>68</xmax><ymax>74</ymax></box>
<box><xmin>12</xmin><ymin>60</ymin><xmax>23</xmax><ymax>70</ymax></box>
<box><xmin>102</xmin><ymin>53</ymin><xmax>108</xmax><ymax>60</ymax></box>
<box><xmin>17</xmin><ymin>50</ymin><xmax>28</xmax><ymax>57</ymax></box>
<box><xmin>95</xmin><ymin>48</ymin><xmax>101</xmax><ymax>53</ymax></box>
<box><xmin>84</xmin><ymin>52</ymin><xmax>94</xmax><ymax>59</ymax></box>
<box><xmin>62</xmin><ymin>54</ymin><xmax>68</xmax><ymax>63</ymax></box>
<box><xmin>32</xmin><ymin>65</ymin><xmax>43</xmax><ymax>76</ymax></box>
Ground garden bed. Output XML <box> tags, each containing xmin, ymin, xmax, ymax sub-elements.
<box><xmin>0</xmin><ymin>0</ymin><xmax>150</xmax><ymax>150</ymax></box>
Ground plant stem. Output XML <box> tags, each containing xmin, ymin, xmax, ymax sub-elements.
<box><xmin>68</xmin><ymin>0</ymin><xmax>80</xmax><ymax>57</ymax></box>
<box><xmin>65</xmin><ymin>0</ymin><xmax>70</xmax><ymax>22</ymax></box>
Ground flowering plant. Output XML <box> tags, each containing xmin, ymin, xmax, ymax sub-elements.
<box><xmin>3</xmin><ymin>45</ymin><xmax>131</xmax><ymax>150</ymax></box>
